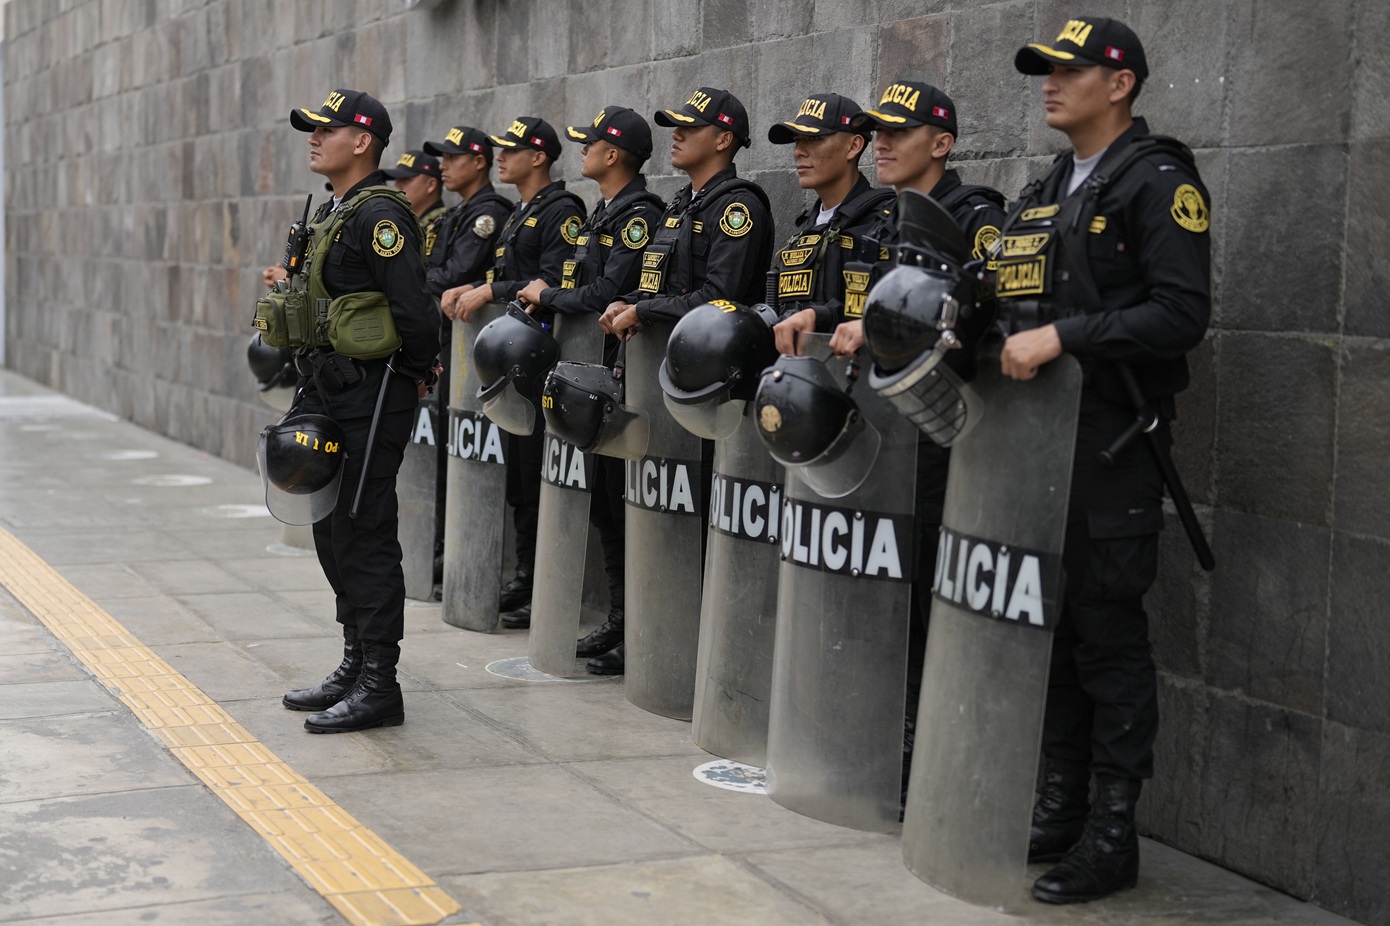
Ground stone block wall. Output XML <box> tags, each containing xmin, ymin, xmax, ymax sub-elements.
<box><xmin>4</xmin><ymin>1</ymin><xmax>1388</xmax><ymax>922</ymax></box>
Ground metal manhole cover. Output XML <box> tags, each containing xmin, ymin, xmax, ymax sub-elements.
<box><xmin>692</xmin><ymin>760</ymin><xmax>767</xmax><ymax>794</ymax></box>
<box><xmin>485</xmin><ymin>656</ymin><xmax>613</xmax><ymax>682</ymax></box>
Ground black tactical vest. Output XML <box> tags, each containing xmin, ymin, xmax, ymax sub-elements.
<box><xmin>637</xmin><ymin>175</ymin><xmax>771</xmax><ymax>297</ymax></box>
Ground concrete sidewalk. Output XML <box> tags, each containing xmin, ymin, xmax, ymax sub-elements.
<box><xmin>0</xmin><ymin>367</ymin><xmax>1362</xmax><ymax>926</ymax></box>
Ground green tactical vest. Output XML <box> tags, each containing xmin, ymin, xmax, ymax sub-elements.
<box><xmin>253</xmin><ymin>186</ymin><xmax>420</xmax><ymax>360</ymax></box>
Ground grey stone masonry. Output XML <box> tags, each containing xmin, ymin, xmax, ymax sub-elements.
<box><xmin>3</xmin><ymin>2</ymin><xmax>1387</xmax><ymax>924</ymax></box>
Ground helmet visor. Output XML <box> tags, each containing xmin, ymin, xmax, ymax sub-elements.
<box><xmin>795</xmin><ymin>412</ymin><xmax>882</xmax><ymax>499</ymax></box>
<box><xmin>591</xmin><ymin>404</ymin><xmax>650</xmax><ymax>461</ymax></box>
<box><xmin>481</xmin><ymin>379</ymin><xmax>538</xmax><ymax>436</ymax></box>
<box><xmin>256</xmin><ymin>430</ymin><xmax>345</xmax><ymax>525</ymax></box>
<box><xmin>663</xmin><ymin>393</ymin><xmax>745</xmax><ymax>440</ymax></box>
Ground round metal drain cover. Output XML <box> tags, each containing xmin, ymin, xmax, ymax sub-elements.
<box><xmin>692</xmin><ymin>760</ymin><xmax>767</xmax><ymax>794</ymax></box>
<box><xmin>485</xmin><ymin>656</ymin><xmax>612</xmax><ymax>682</ymax></box>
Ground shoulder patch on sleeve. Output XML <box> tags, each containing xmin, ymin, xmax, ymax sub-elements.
<box><xmin>972</xmin><ymin>225</ymin><xmax>1001</xmax><ymax>261</ymax></box>
<box><xmin>560</xmin><ymin>215</ymin><xmax>583</xmax><ymax>245</ymax></box>
<box><xmin>718</xmin><ymin>202</ymin><xmax>753</xmax><ymax>238</ymax></box>
<box><xmin>621</xmin><ymin>217</ymin><xmax>650</xmax><ymax>250</ymax></box>
<box><xmin>372</xmin><ymin>220</ymin><xmax>404</xmax><ymax>257</ymax></box>
<box><xmin>1170</xmin><ymin>184</ymin><xmax>1209</xmax><ymax>233</ymax></box>
<box><xmin>473</xmin><ymin>214</ymin><xmax>497</xmax><ymax>238</ymax></box>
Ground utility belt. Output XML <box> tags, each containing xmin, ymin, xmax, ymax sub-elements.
<box><xmin>294</xmin><ymin>348</ymin><xmax>364</xmax><ymax>394</ymax></box>
<box><xmin>254</xmin><ymin>287</ymin><xmax>401</xmax><ymax>360</ymax></box>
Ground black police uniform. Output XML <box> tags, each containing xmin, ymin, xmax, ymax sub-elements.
<box><xmin>295</xmin><ymin>171</ymin><xmax>442</xmax><ymax>648</ymax></box>
<box><xmin>420</xmin><ymin>200</ymin><xmax>448</xmax><ymax>260</ymax></box>
<box><xmin>486</xmin><ymin>179</ymin><xmax>588</xmax><ymax>588</ymax></box>
<box><xmin>771</xmin><ymin>174</ymin><xmax>895</xmax><ymax>329</ymax></box>
<box><xmin>424</xmin><ymin>185</ymin><xmax>512</xmax><ymax>300</ymax></box>
<box><xmin>534</xmin><ymin>175</ymin><xmax>666</xmax><ymax>639</ymax></box>
<box><xmin>628</xmin><ymin>164</ymin><xmax>774</xmax><ymax>320</ymax></box>
<box><xmin>996</xmin><ymin>116</ymin><xmax>1211</xmax><ymax>783</ymax></box>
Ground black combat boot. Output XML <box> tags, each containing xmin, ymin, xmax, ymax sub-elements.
<box><xmin>1032</xmin><ymin>776</ymin><xmax>1142</xmax><ymax>904</ymax></box>
<box><xmin>576</xmin><ymin>608</ymin><xmax>624</xmax><ymax>657</ymax></box>
<box><xmin>303</xmin><ymin>642</ymin><xmax>405</xmax><ymax>733</ymax></box>
<box><xmin>500</xmin><ymin>603</ymin><xmax>532</xmax><ymax>629</ymax></box>
<box><xmin>1029</xmin><ymin>757</ymin><xmax>1091</xmax><ymax>863</ymax></box>
<box><xmin>498</xmin><ymin>570</ymin><xmax>533</xmax><ymax>612</ymax></box>
<box><xmin>282</xmin><ymin>624</ymin><xmax>362</xmax><ymax>712</ymax></box>
<box><xmin>586</xmin><ymin>641</ymin><xmax>625</xmax><ymax>675</ymax></box>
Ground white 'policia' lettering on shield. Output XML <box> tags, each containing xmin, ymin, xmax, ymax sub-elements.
<box><xmin>708</xmin><ymin>473</ymin><xmax>782</xmax><ymax>543</ymax></box>
<box><xmin>932</xmin><ymin>526</ymin><xmax>1060</xmax><ymax>629</ymax></box>
<box><xmin>542</xmin><ymin>434</ymin><xmax>591</xmax><ymax>491</ymax></box>
<box><xmin>624</xmin><ymin>456</ymin><xmax>699</xmax><ymax>515</ymax></box>
<box><xmin>410</xmin><ymin>405</ymin><xmax>436</xmax><ymax>446</ymax></box>
<box><xmin>779</xmin><ymin>498</ymin><xmax>913</xmax><ymax>581</ymax></box>
<box><xmin>446</xmin><ymin>410</ymin><xmax>506</xmax><ymax>464</ymax></box>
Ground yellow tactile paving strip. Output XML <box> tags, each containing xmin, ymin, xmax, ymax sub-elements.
<box><xmin>0</xmin><ymin>525</ymin><xmax>469</xmax><ymax>926</ymax></box>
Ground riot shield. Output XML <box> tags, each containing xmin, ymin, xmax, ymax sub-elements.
<box><xmin>691</xmin><ymin>407</ymin><xmax>783</xmax><ymax>766</ymax></box>
<box><xmin>623</xmin><ymin>320</ymin><xmax>707</xmax><ymax>719</ymax></box>
<box><xmin>764</xmin><ymin>334</ymin><xmax>917</xmax><ymax>832</ymax></box>
<box><xmin>398</xmin><ymin>392</ymin><xmax>440</xmax><ymax>600</ymax></box>
<box><xmin>901</xmin><ymin>346</ymin><xmax>1081</xmax><ymax>909</ymax></box>
<box><xmin>441</xmin><ymin>302</ymin><xmax>509</xmax><ymax>632</ymax></box>
<box><xmin>528</xmin><ymin>313</ymin><xmax>604</xmax><ymax>676</ymax></box>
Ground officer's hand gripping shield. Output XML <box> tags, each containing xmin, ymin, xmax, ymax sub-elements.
<box><xmin>752</xmin><ymin>354</ymin><xmax>881</xmax><ymax>500</ymax></box>
<box><xmin>864</xmin><ymin>189</ymin><xmax>993</xmax><ymax>448</ymax></box>
<box><xmin>475</xmin><ymin>301</ymin><xmax>560</xmax><ymax>437</ymax></box>
<box><xmin>658</xmin><ymin>300</ymin><xmax>780</xmax><ymax>440</ymax></box>
<box><xmin>256</xmin><ymin>413</ymin><xmax>347</xmax><ymax>526</ymax></box>
<box><xmin>541</xmin><ymin>361</ymin><xmax>649</xmax><ymax>461</ymax></box>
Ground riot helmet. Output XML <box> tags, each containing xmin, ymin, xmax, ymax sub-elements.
<box><xmin>474</xmin><ymin>301</ymin><xmax>560</xmax><ymax>436</ymax></box>
<box><xmin>256</xmin><ymin>413</ymin><xmax>347</xmax><ymax>525</ymax></box>
<box><xmin>247</xmin><ymin>333</ymin><xmax>297</xmax><ymax>411</ymax></box>
<box><xmin>658</xmin><ymin>299</ymin><xmax>780</xmax><ymax>439</ymax></box>
<box><xmin>541</xmin><ymin>361</ymin><xmax>649</xmax><ymax>461</ymax></box>
<box><xmin>864</xmin><ymin>190</ymin><xmax>993</xmax><ymax>447</ymax></box>
<box><xmin>752</xmin><ymin>354</ymin><xmax>881</xmax><ymax>499</ymax></box>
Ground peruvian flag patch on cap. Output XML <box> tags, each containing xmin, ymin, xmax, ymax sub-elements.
<box><xmin>353</xmin><ymin>114</ymin><xmax>373</xmax><ymax>126</ymax></box>
<box><xmin>606</xmin><ymin>126</ymin><xmax>623</xmax><ymax>137</ymax></box>
<box><xmin>840</xmin><ymin>115</ymin><xmax>852</xmax><ymax>124</ymax></box>
<box><xmin>716</xmin><ymin>112</ymin><xmax>734</xmax><ymax>125</ymax></box>
<box><xmin>1105</xmin><ymin>46</ymin><xmax>1125</xmax><ymax>62</ymax></box>
<box><xmin>530</xmin><ymin>136</ymin><xmax>546</xmax><ymax>147</ymax></box>
<box><xmin>468</xmin><ymin>143</ymin><xmax>482</xmax><ymax>152</ymax></box>
<box><xmin>932</xmin><ymin>106</ymin><xmax>950</xmax><ymax>119</ymax></box>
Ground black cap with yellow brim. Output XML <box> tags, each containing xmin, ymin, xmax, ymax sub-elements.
<box><xmin>849</xmin><ymin>80</ymin><xmax>958</xmax><ymax>135</ymax></box>
<box><xmin>1014</xmin><ymin>16</ymin><xmax>1149</xmax><ymax>81</ymax></box>
<box><xmin>767</xmin><ymin>93</ymin><xmax>868</xmax><ymax>145</ymax></box>
<box><xmin>289</xmin><ymin>89</ymin><xmax>392</xmax><ymax>144</ymax></box>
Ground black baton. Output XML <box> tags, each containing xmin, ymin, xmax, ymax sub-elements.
<box><xmin>1099</xmin><ymin>363</ymin><xmax>1216</xmax><ymax>572</ymax></box>
<box><xmin>349</xmin><ymin>361</ymin><xmax>392</xmax><ymax>520</ymax></box>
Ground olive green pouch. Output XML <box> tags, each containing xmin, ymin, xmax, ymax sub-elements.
<box><xmin>253</xmin><ymin>290</ymin><xmax>315</xmax><ymax>349</ymax></box>
<box><xmin>326</xmin><ymin>291</ymin><xmax>401</xmax><ymax>360</ymax></box>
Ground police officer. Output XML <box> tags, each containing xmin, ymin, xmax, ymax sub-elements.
<box><xmin>276</xmin><ymin>89</ymin><xmax>441</xmax><ymax>733</ymax></box>
<box><xmin>419</xmin><ymin>127</ymin><xmax>514</xmax><ymax>584</ymax></box>
<box><xmin>382</xmin><ymin>149</ymin><xmax>447</xmax><ymax>244</ymax></box>
<box><xmin>849</xmin><ymin>80</ymin><xmax>1008</xmax><ymax>796</ymax></box>
<box><xmin>766</xmin><ymin>93</ymin><xmax>894</xmax><ymax>356</ymax></box>
<box><xmin>422</xmin><ymin>126</ymin><xmax>513</xmax><ymax>304</ymax></box>
<box><xmin>514</xmin><ymin>106</ymin><xmax>665</xmax><ymax>669</ymax></box>
<box><xmin>440</xmin><ymin>117</ymin><xmax>586</xmax><ymax>624</ymax></box>
<box><xmin>998</xmin><ymin>18</ymin><xmax>1211</xmax><ymax>903</ymax></box>
<box><xmin>600</xmin><ymin>87</ymin><xmax>774</xmax><ymax>333</ymax></box>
